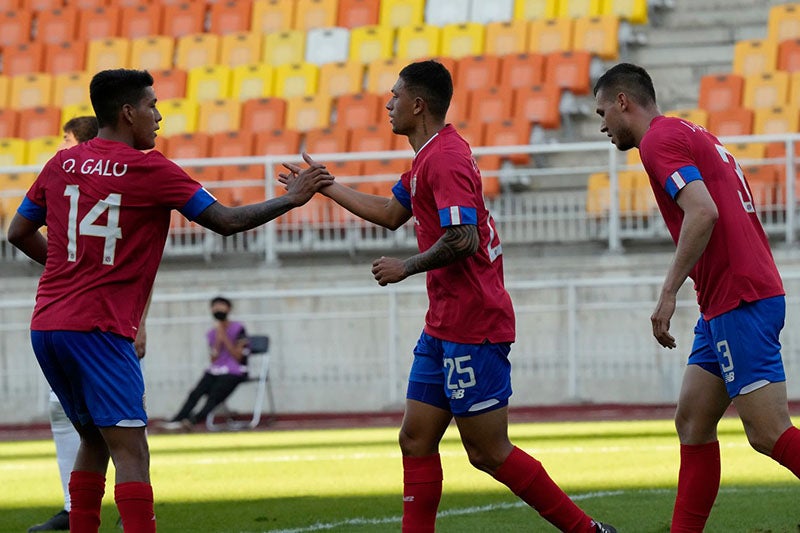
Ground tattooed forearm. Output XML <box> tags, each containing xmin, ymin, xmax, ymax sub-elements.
<box><xmin>403</xmin><ymin>224</ymin><xmax>479</xmax><ymax>276</ymax></box>
<box><xmin>196</xmin><ymin>196</ymin><xmax>297</xmax><ymax>236</ymax></box>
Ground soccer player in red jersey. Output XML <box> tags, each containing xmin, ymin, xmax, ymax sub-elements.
<box><xmin>594</xmin><ymin>63</ymin><xmax>800</xmax><ymax>531</ymax></box>
<box><xmin>7</xmin><ymin>69</ymin><xmax>332</xmax><ymax>533</ymax></box>
<box><xmin>284</xmin><ymin>60</ymin><xmax>616</xmax><ymax>533</ymax></box>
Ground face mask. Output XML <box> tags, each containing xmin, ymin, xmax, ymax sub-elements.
<box><xmin>213</xmin><ymin>311</ymin><xmax>228</xmax><ymax>321</ymax></box>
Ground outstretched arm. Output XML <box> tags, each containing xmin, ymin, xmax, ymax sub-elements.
<box><xmin>7</xmin><ymin>213</ymin><xmax>47</xmax><ymax>265</ymax></box>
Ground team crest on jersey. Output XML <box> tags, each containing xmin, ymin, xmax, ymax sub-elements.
<box><xmin>411</xmin><ymin>174</ymin><xmax>417</xmax><ymax>196</ymax></box>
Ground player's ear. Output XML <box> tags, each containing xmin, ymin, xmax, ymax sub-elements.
<box><xmin>121</xmin><ymin>103</ymin><xmax>135</xmax><ymax>126</ymax></box>
<box><xmin>413</xmin><ymin>96</ymin><xmax>425</xmax><ymax>116</ymax></box>
<box><xmin>616</xmin><ymin>92</ymin><xmax>630</xmax><ymax>111</ymax></box>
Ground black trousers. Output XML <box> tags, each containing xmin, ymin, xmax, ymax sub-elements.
<box><xmin>172</xmin><ymin>372</ymin><xmax>246</xmax><ymax>424</ymax></box>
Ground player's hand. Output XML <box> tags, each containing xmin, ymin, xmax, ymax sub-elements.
<box><xmin>651</xmin><ymin>291</ymin><xmax>677</xmax><ymax>349</ymax></box>
<box><xmin>371</xmin><ymin>256</ymin><xmax>408</xmax><ymax>286</ymax></box>
<box><xmin>279</xmin><ymin>152</ymin><xmax>333</xmax><ymax>204</ymax></box>
<box><xmin>134</xmin><ymin>323</ymin><xmax>147</xmax><ymax>359</ymax></box>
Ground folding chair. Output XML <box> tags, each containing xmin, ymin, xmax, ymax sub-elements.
<box><xmin>206</xmin><ymin>335</ymin><xmax>275</xmax><ymax>431</ymax></box>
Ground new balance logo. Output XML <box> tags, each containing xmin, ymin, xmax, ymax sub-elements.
<box><xmin>451</xmin><ymin>389</ymin><xmax>465</xmax><ymax>400</ymax></box>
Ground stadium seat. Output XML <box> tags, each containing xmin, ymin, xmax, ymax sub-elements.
<box><xmin>184</xmin><ymin>165</ymin><xmax>222</xmax><ymax>185</ymax></box>
<box><xmin>220</xmin><ymin>163</ymin><xmax>264</xmax><ymax>182</ymax></box>
<box><xmin>362</xmin><ymin>157</ymin><xmax>408</xmax><ymax>179</ymax></box>
<box><xmin>698</xmin><ymin>73</ymin><xmax>744</xmax><ymax>113</ymax></box>
<box><xmin>161</xmin><ymin>2</ymin><xmax>206</xmax><ymax>39</ymax></box>
<box><xmin>725</xmin><ymin>142</ymin><xmax>767</xmax><ymax>163</ymax></box>
<box><xmin>0</xmin><ymin>75</ymin><xmax>8</xmax><ymax>108</ymax></box>
<box><xmin>59</xmin><ymin>102</ymin><xmax>93</xmax><ymax>124</ymax></box>
<box><xmin>318</xmin><ymin>61</ymin><xmax>365</xmax><ymax>97</ymax></box>
<box><xmin>451</xmin><ymin>119</ymin><xmax>484</xmax><ymax>147</ymax></box>
<box><xmin>175</xmin><ymin>33</ymin><xmax>220</xmax><ymax>71</ymax></box>
<box><xmin>326</xmin><ymin>160</ymin><xmax>365</xmax><ymax>183</ymax></box>
<box><xmin>778</xmin><ymin>38</ymin><xmax>800</xmax><ymax>72</ymax></box>
<box><xmin>626</xmin><ymin>170</ymin><xmax>656</xmax><ymax>215</ymax></box>
<box><xmin>197</xmin><ymin>98</ymin><xmax>241</xmax><ymax>134</ymax></box>
<box><xmin>158</xmin><ymin>98</ymin><xmax>199</xmax><ymax>136</ymax></box>
<box><xmin>558</xmin><ymin>0</ymin><xmax>603</xmax><ymax>18</ymax></box>
<box><xmin>25</xmin><ymin>135</ymin><xmax>60</xmax><ymax>165</ymax></box>
<box><xmin>0</xmin><ymin>171</ymin><xmax>35</xmax><ymax>193</ymax></box>
<box><xmin>499</xmin><ymin>52</ymin><xmax>546</xmax><ymax>90</ymax></box>
<box><xmin>186</xmin><ymin>65</ymin><xmax>232</xmax><ymax>101</ymax></box>
<box><xmin>220</xmin><ymin>32</ymin><xmax>262</xmax><ymax>67</ymax></box>
<box><xmin>440</xmin><ymin>22</ymin><xmax>485</xmax><ymax>58</ymax></box>
<box><xmin>483</xmin><ymin>118</ymin><xmax>531</xmax><ymax>165</ymax></box>
<box><xmin>231</xmin><ymin>64</ymin><xmax>274</xmax><ymax>100</ymax></box>
<box><xmin>768</xmin><ymin>3</ymin><xmax>800</xmax><ymax>43</ymax></box>
<box><xmin>210</xmin><ymin>130</ymin><xmax>255</xmax><ymax>157</ymax></box>
<box><xmin>513</xmin><ymin>0</ymin><xmax>559</xmax><ymax>20</ymax></box>
<box><xmin>664</xmin><ymin>108</ymin><xmax>709</xmax><ymax>128</ymax></box>
<box><xmin>129</xmin><ymin>35</ymin><xmax>175</xmax><ymax>71</ymax></box>
<box><xmin>732</xmin><ymin>39</ymin><xmax>778</xmax><ymax>76</ymax></box>
<box><xmin>273</xmin><ymin>62</ymin><xmax>319</xmax><ymax>98</ymax></box>
<box><xmin>35</xmin><ymin>6</ymin><xmax>78</xmax><ymax>45</ymax></box>
<box><xmin>348</xmin><ymin>123</ymin><xmax>394</xmax><ymax>152</ymax></box>
<box><xmin>209</xmin><ymin>0</ymin><xmax>252</xmax><ymax>34</ymax></box>
<box><xmin>164</xmin><ymin>131</ymin><xmax>210</xmax><ymax>160</ymax></box>
<box><xmin>453</xmin><ymin>55</ymin><xmax>500</xmax><ymax>92</ymax></box>
<box><xmin>349</xmin><ymin>24</ymin><xmax>395</xmax><ymax>64</ymax></box>
<box><xmin>528</xmin><ymin>18</ymin><xmax>573</xmax><ymax>54</ymax></box>
<box><xmin>743</xmin><ymin>164</ymin><xmax>780</xmax><ymax>209</ymax></box>
<box><xmin>753</xmin><ymin>105</ymin><xmax>800</xmax><ymax>135</ymax></box>
<box><xmin>512</xmin><ymin>83</ymin><xmax>561</xmax><ymax>129</ymax></box>
<box><xmin>17</xmin><ymin>106</ymin><xmax>60</xmax><ymax>140</ymax></box>
<box><xmin>150</xmin><ymin>68</ymin><xmax>188</xmax><ymax>100</ymax></box>
<box><xmin>337</xmin><ymin>0</ymin><xmax>380</xmax><ymax>28</ymax></box>
<box><xmin>602</xmin><ymin>0</ymin><xmax>648</xmax><ymax>25</ymax></box>
<box><xmin>545</xmin><ymin>50</ymin><xmax>593</xmax><ymax>94</ymax></box>
<box><xmin>744</xmin><ymin>71</ymin><xmax>790</xmax><ymax>110</ymax></box>
<box><xmin>445</xmin><ymin>87</ymin><xmax>470</xmax><ymax>123</ymax></box>
<box><xmin>470</xmin><ymin>0</ymin><xmax>514</xmax><ymax>23</ymax></box>
<box><xmin>573</xmin><ymin>15</ymin><xmax>620</xmax><ymax>60</ymax></box>
<box><xmin>0</xmin><ymin>138</ymin><xmax>26</xmax><ymax>166</ymax></box>
<box><xmin>253</xmin><ymin>127</ymin><xmax>302</xmax><ymax>156</ymax></box>
<box><xmin>86</xmin><ymin>38</ymin><xmax>131</xmax><ymax>73</ymax></box>
<box><xmin>0</xmin><ymin>10</ymin><xmax>32</xmax><ymax>47</ymax></box>
<box><xmin>43</xmin><ymin>41</ymin><xmax>87</xmax><ymax>75</ymax></box>
<box><xmin>241</xmin><ymin>97</ymin><xmax>287</xmax><ymax>133</ymax></box>
<box><xmin>586</xmin><ymin>172</ymin><xmax>610</xmax><ymax>216</ymax></box>
<box><xmin>9</xmin><ymin>72</ymin><xmax>53</xmax><ymax>109</ymax></box>
<box><xmin>251</xmin><ymin>0</ymin><xmax>295</xmax><ymax>33</ymax></box>
<box><xmin>424</xmin><ymin>0</ymin><xmax>470</xmax><ymax>26</ymax></box>
<box><xmin>263</xmin><ymin>30</ymin><xmax>306</xmax><ymax>67</ymax></box>
<box><xmin>379</xmin><ymin>0</ymin><xmax>425</xmax><ymax>28</ymax></box>
<box><xmin>120</xmin><ymin>4</ymin><xmax>162</xmax><ymax>39</ymax></box>
<box><xmin>305</xmin><ymin>27</ymin><xmax>351</xmax><ymax>65</ymax></box>
<box><xmin>0</xmin><ymin>109</ymin><xmax>19</xmax><ymax>139</ymax></box>
<box><xmin>707</xmin><ymin>107</ymin><xmax>754</xmax><ymax>136</ymax></box>
<box><xmin>304</xmin><ymin>126</ymin><xmax>347</xmax><ymax>154</ymax></box>
<box><xmin>790</xmin><ymin>71</ymin><xmax>800</xmax><ymax>106</ymax></box>
<box><xmin>294</xmin><ymin>0</ymin><xmax>338</xmax><ymax>31</ymax></box>
<box><xmin>76</xmin><ymin>5</ymin><xmax>121</xmax><ymax>41</ymax></box>
<box><xmin>484</xmin><ymin>20</ymin><xmax>528</xmax><ymax>56</ymax></box>
<box><xmin>21</xmin><ymin>0</ymin><xmax>60</xmax><ymax>9</ymax></box>
<box><xmin>396</xmin><ymin>24</ymin><xmax>441</xmax><ymax>60</ymax></box>
<box><xmin>52</xmin><ymin>72</ymin><xmax>91</xmax><ymax>108</ymax></box>
<box><xmin>366</xmin><ymin>58</ymin><xmax>403</xmax><ymax>94</ymax></box>
<box><xmin>467</xmin><ymin>86</ymin><xmax>513</xmax><ymax>123</ymax></box>
<box><xmin>285</xmin><ymin>94</ymin><xmax>332</xmax><ymax>131</ymax></box>
<box><xmin>334</xmin><ymin>92</ymin><xmax>382</xmax><ymax>130</ymax></box>
<box><xmin>2</xmin><ymin>42</ymin><xmax>44</xmax><ymax>76</ymax></box>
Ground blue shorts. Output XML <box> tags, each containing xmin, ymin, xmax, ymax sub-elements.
<box><xmin>688</xmin><ymin>296</ymin><xmax>786</xmax><ymax>398</ymax></box>
<box><xmin>407</xmin><ymin>331</ymin><xmax>512</xmax><ymax>417</ymax></box>
<box><xmin>31</xmin><ymin>330</ymin><xmax>147</xmax><ymax>428</ymax></box>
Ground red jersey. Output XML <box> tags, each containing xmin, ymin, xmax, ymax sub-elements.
<box><xmin>639</xmin><ymin>116</ymin><xmax>784</xmax><ymax>319</ymax></box>
<box><xmin>20</xmin><ymin>138</ymin><xmax>215</xmax><ymax>339</ymax></box>
<box><xmin>392</xmin><ymin>125</ymin><xmax>515</xmax><ymax>343</ymax></box>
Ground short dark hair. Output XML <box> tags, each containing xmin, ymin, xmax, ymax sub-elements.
<box><xmin>89</xmin><ymin>69</ymin><xmax>154</xmax><ymax>128</ymax></box>
<box><xmin>211</xmin><ymin>296</ymin><xmax>232</xmax><ymax>308</ymax></box>
<box><xmin>593</xmin><ymin>63</ymin><xmax>657</xmax><ymax>107</ymax></box>
<box><xmin>398</xmin><ymin>60</ymin><xmax>453</xmax><ymax>120</ymax></box>
<box><xmin>63</xmin><ymin>116</ymin><xmax>99</xmax><ymax>143</ymax></box>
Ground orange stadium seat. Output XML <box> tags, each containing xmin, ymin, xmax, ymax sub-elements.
<box><xmin>743</xmin><ymin>164</ymin><xmax>780</xmax><ymax>208</ymax></box>
<box><xmin>251</xmin><ymin>0</ymin><xmax>295</xmax><ymax>34</ymax></box>
<box><xmin>732</xmin><ymin>39</ymin><xmax>778</xmax><ymax>76</ymax></box>
<box><xmin>768</xmin><ymin>3</ymin><xmax>800</xmax><ymax>43</ymax></box>
<box><xmin>348</xmin><ymin>123</ymin><xmax>393</xmax><ymax>152</ymax></box>
<box><xmin>241</xmin><ymin>97</ymin><xmax>287</xmax><ymax>133</ymax></box>
<box><xmin>366</xmin><ymin>58</ymin><xmax>403</xmax><ymax>94</ymax></box>
<box><xmin>573</xmin><ymin>15</ymin><xmax>619</xmax><ymax>59</ymax></box>
<box><xmin>467</xmin><ymin>86</ymin><xmax>513</xmax><ymax>123</ymax></box>
<box><xmin>210</xmin><ymin>130</ymin><xmax>255</xmax><ymax>157</ymax></box>
<box><xmin>778</xmin><ymin>38</ymin><xmax>800</xmax><ymax>72</ymax></box>
<box><xmin>318</xmin><ymin>61</ymin><xmax>365</xmax><ymax>97</ymax></box>
<box><xmin>440</xmin><ymin>22</ymin><xmax>485</xmax><ymax>59</ymax></box>
<box><xmin>335</xmin><ymin>92</ymin><xmax>383</xmax><ymax>130</ymax></box>
<box><xmin>484</xmin><ymin>20</ymin><xmax>528</xmax><ymax>56</ymax></box>
<box><xmin>513</xmin><ymin>0</ymin><xmax>559</xmax><ymax>20</ymax></box>
<box><xmin>396</xmin><ymin>24</ymin><xmax>441</xmax><ymax>60</ymax></box>
<box><xmin>76</xmin><ymin>5</ymin><xmax>121</xmax><ymax>41</ymax></box>
<box><xmin>35</xmin><ymin>6</ymin><xmax>78</xmax><ymax>45</ymax></box>
<box><xmin>158</xmin><ymin>98</ymin><xmax>198</xmax><ymax>136</ymax></box>
<box><xmin>0</xmin><ymin>10</ymin><xmax>32</xmax><ymax>47</ymax></box>
<box><xmin>220</xmin><ymin>163</ymin><xmax>264</xmax><ymax>183</ymax></box>
<box><xmin>209</xmin><ymin>0</ymin><xmax>252</xmax><ymax>34</ymax></box>
<box><xmin>253</xmin><ymin>127</ymin><xmax>302</xmax><ymax>156</ymax></box>
<box><xmin>362</xmin><ymin>157</ymin><xmax>407</xmax><ymax>178</ymax></box>
<box><xmin>2</xmin><ymin>42</ymin><xmax>44</xmax><ymax>76</ymax></box>
<box><xmin>338</xmin><ymin>0</ymin><xmax>380</xmax><ymax>28</ymax></box>
<box><xmin>349</xmin><ymin>25</ymin><xmax>395</xmax><ymax>64</ymax></box>
<box><xmin>451</xmin><ymin>119</ymin><xmax>484</xmax><ymax>147</ymax></box>
<box><xmin>175</xmin><ymin>33</ymin><xmax>220</xmax><ymax>71</ymax></box>
<box><xmin>484</xmin><ymin>118</ymin><xmax>532</xmax><ymax>165</ymax></box>
<box><xmin>500</xmin><ymin>52</ymin><xmax>546</xmax><ymax>90</ymax></box>
<box><xmin>43</xmin><ymin>41</ymin><xmax>87</xmax><ymax>75</ymax></box>
<box><xmin>558</xmin><ymin>0</ymin><xmax>602</xmax><ymax>18</ymax></box>
<box><xmin>285</xmin><ymin>94</ymin><xmax>332</xmax><ymax>131</ymax></box>
<box><xmin>545</xmin><ymin>50</ymin><xmax>592</xmax><ymax>94</ymax></box>
<box><xmin>665</xmin><ymin>108</ymin><xmax>709</xmax><ymax>128</ymax></box>
<box><xmin>25</xmin><ymin>135</ymin><xmax>60</xmax><ymax>165</ymax></box>
<box><xmin>512</xmin><ymin>83</ymin><xmax>561</xmax><ymax>129</ymax></box>
<box><xmin>454</xmin><ymin>55</ymin><xmax>500</xmax><ymax>92</ymax></box>
<box><xmin>164</xmin><ymin>131</ymin><xmax>210</xmax><ymax>160</ymax></box>
<box><xmin>0</xmin><ymin>0</ymin><xmax>19</xmax><ymax>9</ymax></box>
<box><xmin>295</xmin><ymin>0</ymin><xmax>338</xmax><ymax>31</ymax></box>
<box><xmin>528</xmin><ymin>18</ymin><xmax>573</xmax><ymax>54</ymax></box>
<box><xmin>0</xmin><ymin>75</ymin><xmax>9</xmax><ymax>108</ymax></box>
<box><xmin>698</xmin><ymin>73</ymin><xmax>744</xmax><ymax>113</ymax></box>
<box><xmin>9</xmin><ymin>72</ymin><xmax>52</xmax><ymax>109</ymax></box>
<box><xmin>262</xmin><ymin>30</ymin><xmax>306</xmax><ymax>66</ymax></box>
<box><xmin>602</xmin><ymin>0</ymin><xmax>648</xmax><ymax>25</ymax></box>
<box><xmin>304</xmin><ymin>126</ymin><xmax>347</xmax><ymax>154</ymax></box>
<box><xmin>111</xmin><ymin>0</ymin><xmax>151</xmax><ymax>7</ymax></box>
<box><xmin>150</xmin><ymin>68</ymin><xmax>188</xmax><ymax>100</ymax></box>
<box><xmin>379</xmin><ymin>0</ymin><xmax>425</xmax><ymax>28</ymax></box>
<box><xmin>17</xmin><ymin>106</ymin><xmax>61</xmax><ymax>140</ymax></box>
<box><xmin>305</xmin><ymin>27</ymin><xmax>351</xmax><ymax>65</ymax></box>
<box><xmin>197</xmin><ymin>98</ymin><xmax>241</xmax><ymax>134</ymax></box>
<box><xmin>326</xmin><ymin>160</ymin><xmax>364</xmax><ymax>184</ymax></box>
<box><xmin>185</xmin><ymin>165</ymin><xmax>221</xmax><ymax>185</ymax></box>
<box><xmin>186</xmin><ymin>64</ymin><xmax>231</xmax><ymax>101</ymax></box>
<box><xmin>273</xmin><ymin>62</ymin><xmax>319</xmax><ymax>98</ymax></box>
<box><xmin>129</xmin><ymin>35</ymin><xmax>175</xmax><ymax>71</ymax></box>
<box><xmin>21</xmin><ymin>0</ymin><xmax>59</xmax><ymax>9</ymax></box>
<box><xmin>230</xmin><ymin>63</ymin><xmax>273</xmax><ymax>100</ymax></box>
<box><xmin>52</xmin><ymin>72</ymin><xmax>91</xmax><ymax>108</ymax></box>
<box><xmin>69</xmin><ymin>0</ymin><xmax>107</xmax><ymax>8</ymax></box>
<box><xmin>444</xmin><ymin>87</ymin><xmax>469</xmax><ymax>123</ymax></box>
<box><xmin>0</xmin><ymin>108</ymin><xmax>20</xmax><ymax>138</ymax></box>
<box><xmin>754</xmin><ymin>105</ymin><xmax>800</xmax><ymax>135</ymax></box>
<box><xmin>707</xmin><ymin>107</ymin><xmax>754</xmax><ymax>137</ymax></box>
<box><xmin>86</xmin><ymin>38</ymin><xmax>131</xmax><ymax>73</ymax></box>
<box><xmin>220</xmin><ymin>32</ymin><xmax>262</xmax><ymax>67</ymax></box>
<box><xmin>744</xmin><ymin>71</ymin><xmax>790</xmax><ymax>110</ymax></box>
<box><xmin>161</xmin><ymin>2</ymin><xmax>206</xmax><ymax>39</ymax></box>
<box><xmin>120</xmin><ymin>4</ymin><xmax>163</xmax><ymax>39</ymax></box>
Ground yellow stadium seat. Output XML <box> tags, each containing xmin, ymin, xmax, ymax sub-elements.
<box><xmin>628</xmin><ymin>170</ymin><xmax>656</xmax><ymax>215</ymax></box>
<box><xmin>743</xmin><ymin>71</ymin><xmax>790</xmax><ymax>110</ymax></box>
<box><xmin>586</xmin><ymin>172</ymin><xmax>609</xmax><ymax>215</ymax></box>
<box><xmin>602</xmin><ymin>0</ymin><xmax>648</xmax><ymax>25</ymax></box>
<box><xmin>573</xmin><ymin>15</ymin><xmax>619</xmax><ymax>59</ymax></box>
<box><xmin>753</xmin><ymin>105</ymin><xmax>799</xmax><ymax>135</ymax></box>
<box><xmin>294</xmin><ymin>0</ymin><xmax>338</xmax><ymax>31</ymax></box>
<box><xmin>768</xmin><ymin>3</ymin><xmax>800</xmax><ymax>42</ymax></box>
<box><xmin>380</xmin><ymin>0</ymin><xmax>424</xmax><ymax>28</ymax></box>
<box><xmin>318</xmin><ymin>61</ymin><xmax>364</xmax><ymax>97</ymax></box>
<box><xmin>129</xmin><ymin>35</ymin><xmax>175</xmax><ymax>71</ymax></box>
<box><xmin>285</xmin><ymin>94</ymin><xmax>332</xmax><ymax>131</ymax></box>
<box><xmin>273</xmin><ymin>62</ymin><xmax>319</xmax><ymax>98</ymax></box>
<box><xmin>60</xmin><ymin>103</ymin><xmax>94</xmax><ymax>125</ymax></box>
<box><xmin>158</xmin><ymin>98</ymin><xmax>199</xmax><ymax>136</ymax></box>
<box><xmin>625</xmin><ymin>148</ymin><xmax>642</xmax><ymax>169</ymax></box>
<box><xmin>0</xmin><ymin>172</ymin><xmax>35</xmax><ymax>192</ymax></box>
<box><xmin>186</xmin><ymin>65</ymin><xmax>232</xmax><ymax>102</ymax></box>
<box><xmin>251</xmin><ymin>0</ymin><xmax>295</xmax><ymax>33</ymax></box>
<box><xmin>725</xmin><ymin>142</ymin><xmax>767</xmax><ymax>163</ymax></box>
<box><xmin>305</xmin><ymin>27</ymin><xmax>351</xmax><ymax>65</ymax></box>
<box><xmin>485</xmin><ymin>20</ymin><xmax>528</xmax><ymax>56</ymax></box>
<box><xmin>86</xmin><ymin>37</ymin><xmax>131</xmax><ymax>73</ymax></box>
<box><xmin>0</xmin><ymin>138</ymin><xmax>27</xmax><ymax>166</ymax></box>
<box><xmin>440</xmin><ymin>23</ymin><xmax>485</xmax><ymax>58</ymax></box>
<box><xmin>664</xmin><ymin>108</ymin><xmax>709</xmax><ymax>129</ymax></box>
<box><xmin>732</xmin><ymin>39</ymin><xmax>778</xmax><ymax>76</ymax></box>
<box><xmin>10</xmin><ymin>73</ymin><xmax>53</xmax><ymax>109</ymax></box>
<box><xmin>25</xmin><ymin>135</ymin><xmax>60</xmax><ymax>165</ymax></box>
<box><xmin>366</xmin><ymin>58</ymin><xmax>403</xmax><ymax>94</ymax></box>
<box><xmin>789</xmin><ymin>71</ymin><xmax>800</xmax><ymax>106</ymax></box>
<box><xmin>0</xmin><ymin>76</ymin><xmax>9</xmax><ymax>108</ymax></box>
<box><xmin>396</xmin><ymin>24</ymin><xmax>441</xmax><ymax>60</ymax></box>
<box><xmin>263</xmin><ymin>30</ymin><xmax>306</xmax><ymax>67</ymax></box>
<box><xmin>52</xmin><ymin>72</ymin><xmax>91</xmax><ymax>109</ymax></box>
<box><xmin>349</xmin><ymin>25</ymin><xmax>395</xmax><ymax>64</ymax></box>
<box><xmin>558</xmin><ymin>0</ymin><xmax>602</xmax><ymax>18</ymax></box>
<box><xmin>513</xmin><ymin>0</ymin><xmax>559</xmax><ymax>20</ymax></box>
<box><xmin>230</xmin><ymin>63</ymin><xmax>274</xmax><ymax>100</ymax></box>
<box><xmin>424</xmin><ymin>0</ymin><xmax>470</xmax><ymax>26</ymax></box>
<box><xmin>220</xmin><ymin>32</ymin><xmax>263</xmax><ymax>67</ymax></box>
<box><xmin>176</xmin><ymin>33</ymin><xmax>221</xmax><ymax>71</ymax></box>
<box><xmin>197</xmin><ymin>99</ymin><xmax>242</xmax><ymax>134</ymax></box>
<box><xmin>528</xmin><ymin>18</ymin><xmax>573</xmax><ymax>54</ymax></box>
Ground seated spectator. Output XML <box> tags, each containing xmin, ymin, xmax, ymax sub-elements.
<box><xmin>160</xmin><ymin>296</ymin><xmax>248</xmax><ymax>430</ymax></box>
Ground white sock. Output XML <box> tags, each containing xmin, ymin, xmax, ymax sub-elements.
<box><xmin>49</xmin><ymin>392</ymin><xmax>80</xmax><ymax>512</ymax></box>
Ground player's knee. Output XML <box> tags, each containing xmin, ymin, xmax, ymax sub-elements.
<box><xmin>674</xmin><ymin>411</ymin><xmax>716</xmax><ymax>444</ymax></box>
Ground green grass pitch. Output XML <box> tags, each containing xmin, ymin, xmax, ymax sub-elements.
<box><xmin>1</xmin><ymin>417</ymin><xmax>798</xmax><ymax>532</ymax></box>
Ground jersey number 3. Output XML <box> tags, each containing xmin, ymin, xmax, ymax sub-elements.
<box><xmin>64</xmin><ymin>185</ymin><xmax>122</xmax><ymax>266</ymax></box>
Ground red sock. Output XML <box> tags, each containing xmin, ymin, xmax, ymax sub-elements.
<box><xmin>771</xmin><ymin>426</ymin><xmax>800</xmax><ymax>478</ymax></box>
<box><xmin>402</xmin><ymin>454</ymin><xmax>443</xmax><ymax>533</ymax></box>
<box><xmin>493</xmin><ymin>446</ymin><xmax>595</xmax><ymax>533</ymax></box>
<box><xmin>69</xmin><ymin>470</ymin><xmax>105</xmax><ymax>533</ymax></box>
<box><xmin>671</xmin><ymin>441</ymin><xmax>721</xmax><ymax>533</ymax></box>
<box><xmin>115</xmin><ymin>482</ymin><xmax>156</xmax><ymax>533</ymax></box>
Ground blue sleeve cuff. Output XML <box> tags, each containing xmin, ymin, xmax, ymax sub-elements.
<box><xmin>392</xmin><ymin>179</ymin><xmax>412</xmax><ymax>211</ymax></box>
<box><xmin>665</xmin><ymin>165</ymin><xmax>703</xmax><ymax>199</ymax></box>
<box><xmin>179</xmin><ymin>188</ymin><xmax>216</xmax><ymax>220</ymax></box>
<box><xmin>438</xmin><ymin>206</ymin><xmax>477</xmax><ymax>227</ymax></box>
<box><xmin>17</xmin><ymin>197</ymin><xmax>46</xmax><ymax>224</ymax></box>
